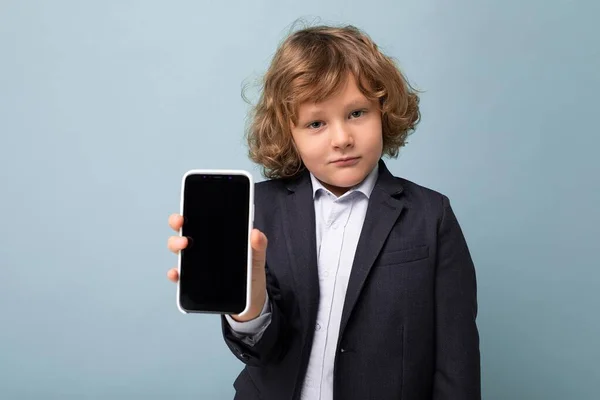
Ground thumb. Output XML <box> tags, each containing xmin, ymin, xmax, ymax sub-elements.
<box><xmin>250</xmin><ymin>229</ymin><xmax>268</xmax><ymax>268</ymax></box>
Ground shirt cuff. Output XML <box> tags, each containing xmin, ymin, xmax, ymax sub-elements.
<box><xmin>225</xmin><ymin>292</ymin><xmax>272</xmax><ymax>346</ymax></box>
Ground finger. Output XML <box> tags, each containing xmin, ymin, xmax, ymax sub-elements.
<box><xmin>167</xmin><ymin>267</ymin><xmax>179</xmax><ymax>283</ymax></box>
<box><xmin>169</xmin><ymin>213</ymin><xmax>184</xmax><ymax>232</ymax></box>
<box><xmin>167</xmin><ymin>235</ymin><xmax>188</xmax><ymax>253</ymax></box>
<box><xmin>251</xmin><ymin>229</ymin><xmax>268</xmax><ymax>267</ymax></box>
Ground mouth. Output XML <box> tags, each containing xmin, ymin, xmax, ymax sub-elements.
<box><xmin>331</xmin><ymin>156</ymin><xmax>360</xmax><ymax>165</ymax></box>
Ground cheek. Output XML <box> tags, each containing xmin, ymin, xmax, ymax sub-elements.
<box><xmin>293</xmin><ymin>134</ymin><xmax>320</xmax><ymax>164</ymax></box>
<box><xmin>377</xmin><ymin>133</ymin><xmax>384</xmax><ymax>149</ymax></box>
<box><xmin>357</xmin><ymin>122</ymin><xmax>383</xmax><ymax>150</ymax></box>
<box><xmin>373</xmin><ymin>120</ymin><xmax>384</xmax><ymax>150</ymax></box>
<box><xmin>299</xmin><ymin>133</ymin><xmax>321</xmax><ymax>150</ymax></box>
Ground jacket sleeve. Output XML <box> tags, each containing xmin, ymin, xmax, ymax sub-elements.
<box><xmin>432</xmin><ymin>195</ymin><xmax>481</xmax><ymax>399</ymax></box>
<box><xmin>221</xmin><ymin>261</ymin><xmax>289</xmax><ymax>367</ymax></box>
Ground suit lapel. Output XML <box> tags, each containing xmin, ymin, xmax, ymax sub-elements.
<box><xmin>280</xmin><ymin>171</ymin><xmax>320</xmax><ymax>334</ymax></box>
<box><xmin>278</xmin><ymin>160</ymin><xmax>406</xmax><ymax>340</ymax></box>
<box><xmin>338</xmin><ymin>160</ymin><xmax>407</xmax><ymax>338</ymax></box>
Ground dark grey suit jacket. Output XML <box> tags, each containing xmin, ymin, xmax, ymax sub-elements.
<box><xmin>221</xmin><ymin>159</ymin><xmax>481</xmax><ymax>400</ymax></box>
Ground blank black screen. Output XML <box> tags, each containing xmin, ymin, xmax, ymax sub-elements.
<box><xmin>179</xmin><ymin>173</ymin><xmax>250</xmax><ymax>313</ymax></box>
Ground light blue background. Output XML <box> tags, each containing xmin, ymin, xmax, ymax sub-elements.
<box><xmin>1</xmin><ymin>1</ymin><xmax>598</xmax><ymax>399</ymax></box>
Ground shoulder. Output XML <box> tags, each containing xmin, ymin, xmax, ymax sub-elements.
<box><xmin>254</xmin><ymin>177</ymin><xmax>289</xmax><ymax>198</ymax></box>
<box><xmin>396</xmin><ymin>175</ymin><xmax>447</xmax><ymax>201</ymax></box>
<box><xmin>389</xmin><ymin>175</ymin><xmax>453</xmax><ymax>220</ymax></box>
<box><xmin>252</xmin><ymin>177</ymin><xmax>293</xmax><ymax>212</ymax></box>
<box><xmin>251</xmin><ymin>177</ymin><xmax>292</xmax><ymax>231</ymax></box>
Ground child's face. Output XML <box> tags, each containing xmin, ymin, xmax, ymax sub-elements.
<box><xmin>290</xmin><ymin>73</ymin><xmax>383</xmax><ymax>197</ymax></box>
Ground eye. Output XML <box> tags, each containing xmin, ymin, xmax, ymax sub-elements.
<box><xmin>349</xmin><ymin>109</ymin><xmax>366</xmax><ymax>119</ymax></box>
<box><xmin>307</xmin><ymin>121</ymin><xmax>324</xmax><ymax>129</ymax></box>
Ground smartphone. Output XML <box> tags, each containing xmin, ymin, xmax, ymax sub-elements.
<box><xmin>177</xmin><ymin>169</ymin><xmax>253</xmax><ymax>316</ymax></box>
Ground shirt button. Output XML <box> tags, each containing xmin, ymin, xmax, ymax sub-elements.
<box><xmin>315</xmin><ymin>323</ymin><xmax>321</xmax><ymax>331</ymax></box>
<box><xmin>323</xmin><ymin>271</ymin><xmax>329</xmax><ymax>278</ymax></box>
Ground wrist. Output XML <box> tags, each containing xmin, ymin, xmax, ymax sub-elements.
<box><xmin>230</xmin><ymin>290</ymin><xmax>266</xmax><ymax>322</ymax></box>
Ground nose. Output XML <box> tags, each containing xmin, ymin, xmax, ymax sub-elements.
<box><xmin>330</xmin><ymin>123</ymin><xmax>353</xmax><ymax>149</ymax></box>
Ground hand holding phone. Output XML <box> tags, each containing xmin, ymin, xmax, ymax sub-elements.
<box><xmin>166</xmin><ymin>170</ymin><xmax>267</xmax><ymax>320</ymax></box>
<box><xmin>167</xmin><ymin>219</ymin><xmax>268</xmax><ymax>321</ymax></box>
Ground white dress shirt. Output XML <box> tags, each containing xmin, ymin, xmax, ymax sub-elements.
<box><xmin>226</xmin><ymin>164</ymin><xmax>379</xmax><ymax>400</ymax></box>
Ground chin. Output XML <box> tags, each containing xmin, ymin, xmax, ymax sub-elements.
<box><xmin>330</xmin><ymin>171</ymin><xmax>368</xmax><ymax>188</ymax></box>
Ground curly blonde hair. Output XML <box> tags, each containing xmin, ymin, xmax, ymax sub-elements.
<box><xmin>245</xmin><ymin>24</ymin><xmax>421</xmax><ymax>179</ymax></box>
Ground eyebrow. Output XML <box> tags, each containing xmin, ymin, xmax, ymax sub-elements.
<box><xmin>299</xmin><ymin>98</ymin><xmax>372</xmax><ymax>122</ymax></box>
<box><xmin>344</xmin><ymin>99</ymin><xmax>371</xmax><ymax>109</ymax></box>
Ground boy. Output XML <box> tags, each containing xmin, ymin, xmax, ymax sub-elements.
<box><xmin>167</xmin><ymin>24</ymin><xmax>480</xmax><ymax>400</ymax></box>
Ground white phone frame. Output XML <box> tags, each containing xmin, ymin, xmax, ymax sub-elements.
<box><xmin>177</xmin><ymin>169</ymin><xmax>254</xmax><ymax>317</ymax></box>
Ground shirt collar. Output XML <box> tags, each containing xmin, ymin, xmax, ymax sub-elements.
<box><xmin>310</xmin><ymin>162</ymin><xmax>379</xmax><ymax>200</ymax></box>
